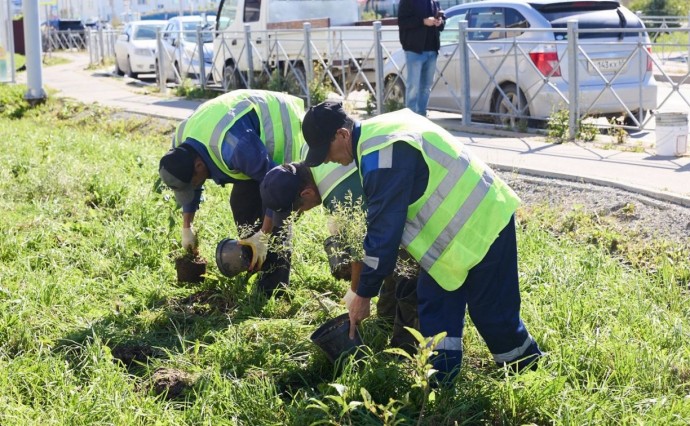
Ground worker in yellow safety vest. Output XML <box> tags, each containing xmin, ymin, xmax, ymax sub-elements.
<box><xmin>298</xmin><ymin>101</ymin><xmax>542</xmax><ymax>383</ymax></box>
<box><xmin>158</xmin><ymin>90</ymin><xmax>305</xmax><ymax>297</ymax></box>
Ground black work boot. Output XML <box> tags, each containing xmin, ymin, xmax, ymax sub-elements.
<box><xmin>256</xmin><ymin>250</ymin><xmax>290</xmax><ymax>298</ymax></box>
<box><xmin>390</xmin><ymin>276</ymin><xmax>419</xmax><ymax>356</ymax></box>
<box><xmin>376</xmin><ymin>275</ymin><xmax>398</xmax><ymax>323</ymax></box>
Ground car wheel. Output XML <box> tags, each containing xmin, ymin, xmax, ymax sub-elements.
<box><xmin>127</xmin><ymin>56</ymin><xmax>138</xmax><ymax>79</ymax></box>
<box><xmin>383</xmin><ymin>76</ymin><xmax>405</xmax><ymax>112</ymax></box>
<box><xmin>493</xmin><ymin>83</ymin><xmax>529</xmax><ymax>129</ymax></box>
<box><xmin>173</xmin><ymin>62</ymin><xmax>182</xmax><ymax>84</ymax></box>
<box><xmin>622</xmin><ymin>109</ymin><xmax>650</xmax><ymax>128</ymax></box>
<box><xmin>114</xmin><ymin>57</ymin><xmax>124</xmax><ymax>76</ymax></box>
<box><xmin>223</xmin><ymin>62</ymin><xmax>245</xmax><ymax>92</ymax></box>
<box><xmin>155</xmin><ymin>60</ymin><xmax>166</xmax><ymax>85</ymax></box>
<box><xmin>284</xmin><ymin>62</ymin><xmax>306</xmax><ymax>96</ymax></box>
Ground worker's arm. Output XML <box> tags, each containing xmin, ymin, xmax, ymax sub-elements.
<box><xmin>348</xmin><ymin>142</ymin><xmax>426</xmax><ymax>338</ymax></box>
<box><xmin>181</xmin><ymin>211</ymin><xmax>198</xmax><ymax>253</ymax></box>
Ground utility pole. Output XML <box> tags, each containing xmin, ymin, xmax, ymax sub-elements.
<box><xmin>23</xmin><ymin>0</ymin><xmax>46</xmax><ymax>103</ymax></box>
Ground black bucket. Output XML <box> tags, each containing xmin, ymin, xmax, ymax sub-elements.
<box><xmin>215</xmin><ymin>238</ymin><xmax>252</xmax><ymax>277</ymax></box>
<box><xmin>310</xmin><ymin>313</ymin><xmax>363</xmax><ymax>363</ymax></box>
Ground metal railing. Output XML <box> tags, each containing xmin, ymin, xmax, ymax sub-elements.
<box><xmin>85</xmin><ymin>28</ymin><xmax>118</xmax><ymax>65</ymax></box>
<box><xmin>42</xmin><ymin>27</ymin><xmax>87</xmax><ymax>52</ymax></box>
<box><xmin>83</xmin><ymin>18</ymin><xmax>690</xmax><ymax>137</ymax></box>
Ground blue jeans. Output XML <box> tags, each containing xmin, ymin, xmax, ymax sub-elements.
<box><xmin>404</xmin><ymin>50</ymin><xmax>437</xmax><ymax>116</ymax></box>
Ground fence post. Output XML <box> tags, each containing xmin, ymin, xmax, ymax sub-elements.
<box><xmin>197</xmin><ymin>26</ymin><xmax>206</xmax><ymax>88</ymax></box>
<box><xmin>304</xmin><ymin>22</ymin><xmax>313</xmax><ymax>106</ymax></box>
<box><xmin>157</xmin><ymin>28</ymin><xmax>166</xmax><ymax>93</ymax></box>
<box><xmin>567</xmin><ymin>20</ymin><xmax>578</xmax><ymax>141</ymax></box>
<box><xmin>687</xmin><ymin>12</ymin><xmax>690</xmax><ymax>74</ymax></box>
<box><xmin>374</xmin><ymin>21</ymin><xmax>384</xmax><ymax>115</ymax></box>
<box><xmin>86</xmin><ymin>28</ymin><xmax>94</xmax><ymax>64</ymax></box>
<box><xmin>244</xmin><ymin>24</ymin><xmax>253</xmax><ymax>88</ymax></box>
<box><xmin>98</xmin><ymin>26</ymin><xmax>105</xmax><ymax>64</ymax></box>
<box><xmin>457</xmin><ymin>20</ymin><xmax>471</xmax><ymax>126</ymax></box>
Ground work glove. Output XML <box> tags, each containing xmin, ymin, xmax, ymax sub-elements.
<box><xmin>238</xmin><ymin>230</ymin><xmax>269</xmax><ymax>271</ymax></box>
<box><xmin>341</xmin><ymin>288</ymin><xmax>357</xmax><ymax>309</ymax></box>
<box><xmin>182</xmin><ymin>226</ymin><xmax>198</xmax><ymax>253</ymax></box>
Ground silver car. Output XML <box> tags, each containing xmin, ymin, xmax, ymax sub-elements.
<box><xmin>383</xmin><ymin>0</ymin><xmax>657</xmax><ymax>126</ymax></box>
<box><xmin>158</xmin><ymin>15</ymin><xmax>216</xmax><ymax>83</ymax></box>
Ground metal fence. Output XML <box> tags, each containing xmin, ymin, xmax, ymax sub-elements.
<box><xmin>84</xmin><ymin>28</ymin><xmax>118</xmax><ymax>66</ymax></box>
<box><xmin>79</xmin><ymin>17</ymin><xmax>690</xmax><ymax>136</ymax></box>
<box><xmin>42</xmin><ymin>27</ymin><xmax>87</xmax><ymax>52</ymax></box>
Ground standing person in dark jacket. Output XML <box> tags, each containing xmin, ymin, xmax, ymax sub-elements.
<box><xmin>300</xmin><ymin>100</ymin><xmax>542</xmax><ymax>384</ymax></box>
<box><xmin>397</xmin><ymin>0</ymin><xmax>445</xmax><ymax>116</ymax></box>
<box><xmin>158</xmin><ymin>90</ymin><xmax>305</xmax><ymax>297</ymax></box>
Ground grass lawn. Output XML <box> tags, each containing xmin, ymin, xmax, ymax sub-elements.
<box><xmin>1</xmin><ymin>84</ymin><xmax>689</xmax><ymax>425</ymax></box>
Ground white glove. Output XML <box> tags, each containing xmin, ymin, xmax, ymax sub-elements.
<box><xmin>238</xmin><ymin>230</ymin><xmax>269</xmax><ymax>271</ymax></box>
<box><xmin>182</xmin><ymin>226</ymin><xmax>198</xmax><ymax>253</ymax></box>
<box><xmin>341</xmin><ymin>288</ymin><xmax>357</xmax><ymax>309</ymax></box>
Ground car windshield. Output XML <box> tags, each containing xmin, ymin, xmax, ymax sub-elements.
<box><xmin>530</xmin><ymin>1</ymin><xmax>644</xmax><ymax>39</ymax></box>
<box><xmin>133</xmin><ymin>25</ymin><xmax>163</xmax><ymax>40</ymax></box>
<box><xmin>182</xmin><ymin>21</ymin><xmax>215</xmax><ymax>43</ymax></box>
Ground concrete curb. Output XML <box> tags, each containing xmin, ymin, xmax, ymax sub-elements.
<box><xmin>490</xmin><ymin>163</ymin><xmax>690</xmax><ymax>208</ymax></box>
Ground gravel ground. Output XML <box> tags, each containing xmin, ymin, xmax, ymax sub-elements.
<box><xmin>500</xmin><ymin>172</ymin><xmax>690</xmax><ymax>245</ymax></box>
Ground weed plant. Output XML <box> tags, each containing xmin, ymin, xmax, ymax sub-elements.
<box><xmin>547</xmin><ymin>109</ymin><xmax>599</xmax><ymax>143</ymax></box>
<box><xmin>1</xmin><ymin>84</ymin><xmax>689</xmax><ymax>424</ymax></box>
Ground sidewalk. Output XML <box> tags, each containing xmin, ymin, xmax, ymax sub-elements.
<box><xmin>19</xmin><ymin>52</ymin><xmax>690</xmax><ymax>207</ymax></box>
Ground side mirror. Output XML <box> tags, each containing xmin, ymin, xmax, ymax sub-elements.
<box><xmin>118</xmin><ymin>34</ymin><xmax>128</xmax><ymax>42</ymax></box>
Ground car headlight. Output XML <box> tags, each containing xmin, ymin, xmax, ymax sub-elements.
<box><xmin>133</xmin><ymin>48</ymin><xmax>153</xmax><ymax>56</ymax></box>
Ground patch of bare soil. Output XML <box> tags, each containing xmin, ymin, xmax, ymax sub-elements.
<box><xmin>168</xmin><ymin>289</ymin><xmax>234</xmax><ymax>315</ymax></box>
<box><xmin>502</xmin><ymin>173</ymin><xmax>690</xmax><ymax>245</ymax></box>
<box><xmin>148</xmin><ymin>367</ymin><xmax>195</xmax><ymax>400</ymax></box>
<box><xmin>111</xmin><ymin>343</ymin><xmax>160</xmax><ymax>367</ymax></box>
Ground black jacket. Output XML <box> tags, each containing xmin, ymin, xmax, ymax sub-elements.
<box><xmin>397</xmin><ymin>0</ymin><xmax>445</xmax><ymax>54</ymax></box>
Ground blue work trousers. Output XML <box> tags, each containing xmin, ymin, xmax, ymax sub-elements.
<box><xmin>416</xmin><ymin>215</ymin><xmax>541</xmax><ymax>381</ymax></box>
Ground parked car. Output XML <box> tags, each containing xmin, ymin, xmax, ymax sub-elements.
<box><xmin>382</xmin><ymin>0</ymin><xmax>658</xmax><ymax>126</ymax></box>
<box><xmin>114</xmin><ymin>20</ymin><xmax>167</xmax><ymax>78</ymax></box>
<box><xmin>157</xmin><ymin>15</ymin><xmax>216</xmax><ymax>83</ymax></box>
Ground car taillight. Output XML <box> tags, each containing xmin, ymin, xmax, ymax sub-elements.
<box><xmin>646</xmin><ymin>46</ymin><xmax>653</xmax><ymax>72</ymax></box>
<box><xmin>529</xmin><ymin>49</ymin><xmax>561</xmax><ymax>77</ymax></box>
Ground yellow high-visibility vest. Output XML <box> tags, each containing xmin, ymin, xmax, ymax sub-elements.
<box><xmin>357</xmin><ymin>109</ymin><xmax>520</xmax><ymax>290</ymax></box>
<box><xmin>173</xmin><ymin>90</ymin><xmax>305</xmax><ymax>180</ymax></box>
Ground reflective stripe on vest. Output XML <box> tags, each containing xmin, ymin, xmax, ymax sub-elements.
<box><xmin>175</xmin><ymin>91</ymin><xmax>304</xmax><ymax>180</ymax></box>
<box><xmin>174</xmin><ymin>119</ymin><xmax>188</xmax><ymax>147</ymax></box>
<box><xmin>357</xmin><ymin>109</ymin><xmax>519</xmax><ymax>290</ymax></box>
<box><xmin>312</xmin><ymin>161</ymin><xmax>358</xmax><ymax>201</ymax></box>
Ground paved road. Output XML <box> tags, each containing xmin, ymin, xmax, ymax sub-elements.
<box><xmin>15</xmin><ymin>52</ymin><xmax>690</xmax><ymax>206</ymax></box>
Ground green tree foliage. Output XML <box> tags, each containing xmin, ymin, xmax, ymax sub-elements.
<box><xmin>629</xmin><ymin>0</ymin><xmax>689</xmax><ymax>16</ymax></box>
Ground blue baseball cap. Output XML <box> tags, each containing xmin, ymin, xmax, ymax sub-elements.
<box><xmin>260</xmin><ymin>164</ymin><xmax>301</xmax><ymax>212</ymax></box>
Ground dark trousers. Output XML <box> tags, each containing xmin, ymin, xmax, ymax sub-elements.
<box><xmin>230</xmin><ymin>180</ymin><xmax>291</xmax><ymax>295</ymax></box>
<box><xmin>417</xmin><ymin>216</ymin><xmax>541</xmax><ymax>380</ymax></box>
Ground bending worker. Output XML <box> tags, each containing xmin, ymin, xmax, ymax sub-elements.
<box><xmin>260</xmin><ymin>161</ymin><xmax>420</xmax><ymax>354</ymax></box>
<box><xmin>158</xmin><ymin>89</ymin><xmax>305</xmax><ymax>297</ymax></box>
<box><xmin>300</xmin><ymin>101</ymin><xmax>542</xmax><ymax>381</ymax></box>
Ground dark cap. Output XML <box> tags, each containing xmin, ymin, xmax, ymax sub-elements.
<box><xmin>159</xmin><ymin>144</ymin><xmax>197</xmax><ymax>206</ymax></box>
<box><xmin>260</xmin><ymin>164</ymin><xmax>301</xmax><ymax>212</ymax></box>
<box><xmin>302</xmin><ymin>101</ymin><xmax>347</xmax><ymax>167</ymax></box>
